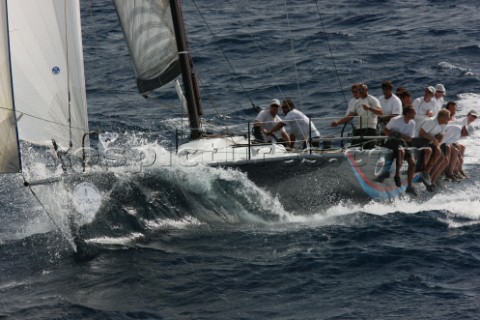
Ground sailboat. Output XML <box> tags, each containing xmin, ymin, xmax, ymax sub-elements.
<box><xmin>112</xmin><ymin>0</ymin><xmax>412</xmax><ymax>210</ymax></box>
<box><xmin>0</xmin><ymin>0</ymin><xmax>411</xmax><ymax>250</ymax></box>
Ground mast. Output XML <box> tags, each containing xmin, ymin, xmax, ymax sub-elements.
<box><xmin>169</xmin><ymin>0</ymin><xmax>202</xmax><ymax>140</ymax></box>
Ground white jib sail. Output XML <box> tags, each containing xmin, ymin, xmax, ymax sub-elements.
<box><xmin>8</xmin><ymin>0</ymin><xmax>89</xmax><ymax>154</ymax></box>
<box><xmin>0</xmin><ymin>0</ymin><xmax>21</xmax><ymax>173</ymax></box>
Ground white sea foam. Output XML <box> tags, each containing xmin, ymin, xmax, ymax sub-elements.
<box><xmin>281</xmin><ymin>179</ymin><xmax>480</xmax><ymax>229</ymax></box>
<box><xmin>144</xmin><ymin>216</ymin><xmax>204</xmax><ymax>230</ymax></box>
<box><xmin>86</xmin><ymin>232</ymin><xmax>144</xmax><ymax>246</ymax></box>
<box><xmin>438</xmin><ymin>61</ymin><xmax>477</xmax><ymax>77</ymax></box>
<box><xmin>155</xmin><ymin>159</ymin><xmax>290</xmax><ymax>224</ymax></box>
<box><xmin>11</xmin><ymin>97</ymin><xmax>480</xmax><ymax>243</ymax></box>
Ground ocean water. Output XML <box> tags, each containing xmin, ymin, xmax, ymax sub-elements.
<box><xmin>2</xmin><ymin>0</ymin><xmax>480</xmax><ymax>319</ymax></box>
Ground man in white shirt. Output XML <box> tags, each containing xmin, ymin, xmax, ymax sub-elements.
<box><xmin>433</xmin><ymin>84</ymin><xmax>446</xmax><ymax>111</ymax></box>
<box><xmin>414</xmin><ymin>109</ymin><xmax>450</xmax><ymax>189</ymax></box>
<box><xmin>331</xmin><ymin>83</ymin><xmax>383</xmax><ymax>149</ymax></box>
<box><xmin>456</xmin><ymin>109</ymin><xmax>478</xmax><ymax>127</ymax></box>
<box><xmin>378</xmin><ymin>81</ymin><xmax>402</xmax><ymax>136</ymax></box>
<box><xmin>253</xmin><ymin>99</ymin><xmax>290</xmax><ymax>144</ymax></box>
<box><xmin>412</xmin><ymin>86</ymin><xmax>438</xmax><ymax>132</ymax></box>
<box><xmin>378</xmin><ymin>80</ymin><xmax>402</xmax><ymax>126</ymax></box>
<box><xmin>346</xmin><ymin>83</ymin><xmax>361</xmax><ymax>115</ymax></box>
<box><xmin>397</xmin><ymin>88</ymin><xmax>413</xmax><ymax>108</ymax></box>
<box><xmin>445</xmin><ymin>101</ymin><xmax>457</xmax><ymax>123</ymax></box>
<box><xmin>444</xmin><ymin>109</ymin><xmax>477</xmax><ymax>179</ymax></box>
<box><xmin>267</xmin><ymin>99</ymin><xmax>320</xmax><ymax>149</ymax></box>
<box><xmin>383</xmin><ymin>106</ymin><xmax>417</xmax><ymax>195</ymax></box>
<box><xmin>443</xmin><ymin>124</ymin><xmax>475</xmax><ymax>180</ymax></box>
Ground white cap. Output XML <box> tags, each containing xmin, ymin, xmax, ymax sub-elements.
<box><xmin>426</xmin><ymin>86</ymin><xmax>436</xmax><ymax>94</ymax></box>
<box><xmin>435</xmin><ymin>84</ymin><xmax>446</xmax><ymax>94</ymax></box>
<box><xmin>270</xmin><ymin>99</ymin><xmax>281</xmax><ymax>107</ymax></box>
<box><xmin>468</xmin><ymin>110</ymin><xmax>478</xmax><ymax>117</ymax></box>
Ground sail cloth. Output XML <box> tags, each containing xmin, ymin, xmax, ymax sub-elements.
<box><xmin>8</xmin><ymin>0</ymin><xmax>89</xmax><ymax>153</ymax></box>
<box><xmin>0</xmin><ymin>0</ymin><xmax>20</xmax><ymax>173</ymax></box>
<box><xmin>113</xmin><ymin>0</ymin><xmax>181</xmax><ymax>94</ymax></box>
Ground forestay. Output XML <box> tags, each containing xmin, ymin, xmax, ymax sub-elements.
<box><xmin>0</xmin><ymin>0</ymin><xmax>20</xmax><ymax>173</ymax></box>
<box><xmin>8</xmin><ymin>0</ymin><xmax>89</xmax><ymax>153</ymax></box>
<box><xmin>113</xmin><ymin>0</ymin><xmax>181</xmax><ymax>94</ymax></box>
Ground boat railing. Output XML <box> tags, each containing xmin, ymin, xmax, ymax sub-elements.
<box><xmin>175</xmin><ymin>114</ymin><xmax>391</xmax><ymax>162</ymax></box>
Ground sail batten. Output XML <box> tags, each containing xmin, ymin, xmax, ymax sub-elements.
<box><xmin>113</xmin><ymin>0</ymin><xmax>181</xmax><ymax>94</ymax></box>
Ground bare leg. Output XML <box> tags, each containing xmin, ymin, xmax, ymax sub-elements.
<box><xmin>430</xmin><ymin>147</ymin><xmax>448</xmax><ymax>183</ymax></box>
<box><xmin>395</xmin><ymin>148</ymin><xmax>405</xmax><ymax>177</ymax></box>
<box><xmin>407</xmin><ymin>156</ymin><xmax>416</xmax><ymax>187</ymax></box>
<box><xmin>423</xmin><ymin>147</ymin><xmax>433</xmax><ymax>173</ymax></box>
<box><xmin>447</xmin><ymin>146</ymin><xmax>459</xmax><ymax>176</ymax></box>
<box><xmin>458</xmin><ymin>144</ymin><xmax>466</xmax><ymax>176</ymax></box>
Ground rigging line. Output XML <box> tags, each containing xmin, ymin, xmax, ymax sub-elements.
<box><xmin>196</xmin><ymin>77</ymin><xmax>231</xmax><ymax>133</ymax></box>
<box><xmin>85</xmin><ymin>0</ymin><xmax>115</xmax><ymax>132</ymax></box>
<box><xmin>192</xmin><ymin>0</ymin><xmax>289</xmax><ymax>119</ymax></box>
<box><xmin>283</xmin><ymin>0</ymin><xmax>303</xmax><ymax>109</ymax></box>
<box><xmin>21</xmin><ymin>173</ymin><xmax>74</xmax><ymax>250</ymax></box>
<box><xmin>156</xmin><ymin>100</ymin><xmax>184</xmax><ymax>114</ymax></box>
<box><xmin>1</xmin><ymin>106</ymin><xmax>86</xmax><ymax>132</ymax></box>
<box><xmin>91</xmin><ymin>87</ymin><xmax>189</xmax><ymax>134</ymax></box>
<box><xmin>190</xmin><ymin>0</ymin><xmax>257</xmax><ymax>110</ymax></box>
<box><xmin>227</xmin><ymin>1</ymin><xmax>287</xmax><ymax>100</ymax></box>
<box><xmin>106</xmin><ymin>87</ymin><xmax>184</xmax><ymax>114</ymax></box>
<box><xmin>249</xmin><ymin>35</ymin><xmax>287</xmax><ymax>101</ymax></box>
<box><xmin>314</xmin><ymin>0</ymin><xmax>348</xmax><ymax>107</ymax></box>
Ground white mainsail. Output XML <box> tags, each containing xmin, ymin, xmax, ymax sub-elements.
<box><xmin>8</xmin><ymin>0</ymin><xmax>89</xmax><ymax>153</ymax></box>
<box><xmin>0</xmin><ymin>0</ymin><xmax>20</xmax><ymax>173</ymax></box>
<box><xmin>113</xmin><ymin>0</ymin><xmax>181</xmax><ymax>94</ymax></box>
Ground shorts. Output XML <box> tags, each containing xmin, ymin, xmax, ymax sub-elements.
<box><xmin>440</xmin><ymin>143</ymin><xmax>449</xmax><ymax>155</ymax></box>
<box><xmin>385</xmin><ymin>138</ymin><xmax>414</xmax><ymax>159</ymax></box>
<box><xmin>411</xmin><ymin>137</ymin><xmax>431</xmax><ymax>149</ymax></box>
<box><xmin>353</xmin><ymin>128</ymin><xmax>378</xmax><ymax>149</ymax></box>
<box><xmin>384</xmin><ymin>138</ymin><xmax>407</xmax><ymax>151</ymax></box>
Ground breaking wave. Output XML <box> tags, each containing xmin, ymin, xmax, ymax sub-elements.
<box><xmin>6</xmin><ymin>90</ymin><xmax>480</xmax><ymax>250</ymax></box>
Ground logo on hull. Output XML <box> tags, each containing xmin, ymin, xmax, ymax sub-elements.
<box><xmin>72</xmin><ymin>182</ymin><xmax>102</xmax><ymax>218</ymax></box>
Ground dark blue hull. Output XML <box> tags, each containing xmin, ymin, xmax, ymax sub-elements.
<box><xmin>219</xmin><ymin>147</ymin><xmax>419</xmax><ymax>212</ymax></box>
